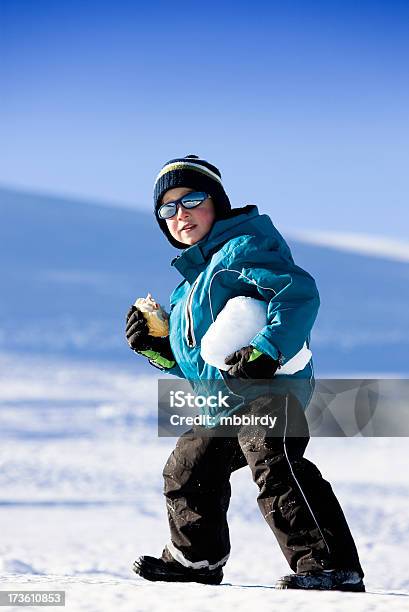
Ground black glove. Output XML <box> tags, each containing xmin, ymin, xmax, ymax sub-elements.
<box><xmin>225</xmin><ymin>345</ymin><xmax>280</xmax><ymax>379</ymax></box>
<box><xmin>125</xmin><ymin>306</ymin><xmax>174</xmax><ymax>362</ymax></box>
<box><xmin>126</xmin><ymin>306</ymin><xmax>151</xmax><ymax>351</ymax></box>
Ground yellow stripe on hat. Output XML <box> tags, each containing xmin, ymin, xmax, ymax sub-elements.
<box><xmin>154</xmin><ymin>161</ymin><xmax>223</xmax><ymax>186</ymax></box>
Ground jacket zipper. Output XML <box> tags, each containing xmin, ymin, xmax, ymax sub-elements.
<box><xmin>185</xmin><ymin>278</ymin><xmax>199</xmax><ymax>347</ymax></box>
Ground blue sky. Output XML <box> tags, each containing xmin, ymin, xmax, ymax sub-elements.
<box><xmin>1</xmin><ymin>0</ymin><xmax>408</xmax><ymax>238</ymax></box>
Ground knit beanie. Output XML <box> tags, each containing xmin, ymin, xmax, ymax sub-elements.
<box><xmin>153</xmin><ymin>154</ymin><xmax>231</xmax><ymax>248</ymax></box>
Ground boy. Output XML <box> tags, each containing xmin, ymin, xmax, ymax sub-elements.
<box><xmin>126</xmin><ymin>155</ymin><xmax>364</xmax><ymax>591</ymax></box>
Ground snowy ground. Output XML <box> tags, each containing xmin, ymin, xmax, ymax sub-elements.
<box><xmin>1</xmin><ymin>352</ymin><xmax>409</xmax><ymax>611</ymax></box>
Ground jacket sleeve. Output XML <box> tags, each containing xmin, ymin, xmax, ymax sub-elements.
<box><xmin>227</xmin><ymin>236</ymin><xmax>320</xmax><ymax>366</ymax></box>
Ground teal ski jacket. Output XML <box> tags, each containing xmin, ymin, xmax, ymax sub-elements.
<box><xmin>154</xmin><ymin>205</ymin><xmax>320</xmax><ymax>422</ymax></box>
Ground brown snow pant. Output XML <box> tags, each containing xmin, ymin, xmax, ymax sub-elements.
<box><xmin>162</xmin><ymin>392</ymin><xmax>364</xmax><ymax>577</ymax></box>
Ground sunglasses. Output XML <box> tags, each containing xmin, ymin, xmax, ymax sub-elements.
<box><xmin>157</xmin><ymin>191</ymin><xmax>211</xmax><ymax>220</ymax></box>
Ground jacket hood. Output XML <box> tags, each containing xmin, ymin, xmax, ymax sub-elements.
<box><xmin>171</xmin><ymin>205</ymin><xmax>293</xmax><ymax>281</ymax></box>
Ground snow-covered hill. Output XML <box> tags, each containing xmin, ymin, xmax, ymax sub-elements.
<box><xmin>1</xmin><ymin>188</ymin><xmax>409</xmax><ymax>610</ymax></box>
<box><xmin>1</xmin><ymin>186</ymin><xmax>409</xmax><ymax>374</ymax></box>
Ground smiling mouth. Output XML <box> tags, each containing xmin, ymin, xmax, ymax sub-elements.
<box><xmin>181</xmin><ymin>224</ymin><xmax>197</xmax><ymax>232</ymax></box>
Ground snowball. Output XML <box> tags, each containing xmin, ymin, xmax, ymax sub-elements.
<box><xmin>200</xmin><ymin>295</ymin><xmax>313</xmax><ymax>374</ymax></box>
<box><xmin>278</xmin><ymin>343</ymin><xmax>312</xmax><ymax>375</ymax></box>
<box><xmin>201</xmin><ymin>296</ymin><xmax>267</xmax><ymax>371</ymax></box>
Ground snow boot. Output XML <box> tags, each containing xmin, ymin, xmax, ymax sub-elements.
<box><xmin>275</xmin><ymin>569</ymin><xmax>365</xmax><ymax>592</ymax></box>
<box><xmin>133</xmin><ymin>555</ymin><xmax>223</xmax><ymax>585</ymax></box>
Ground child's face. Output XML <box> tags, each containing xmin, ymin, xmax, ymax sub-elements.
<box><xmin>163</xmin><ymin>187</ymin><xmax>216</xmax><ymax>246</ymax></box>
